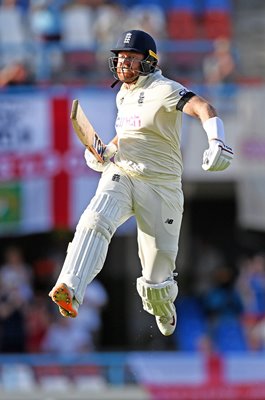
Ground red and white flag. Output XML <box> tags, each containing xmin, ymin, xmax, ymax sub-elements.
<box><xmin>0</xmin><ymin>90</ymin><xmax>115</xmax><ymax>236</ymax></box>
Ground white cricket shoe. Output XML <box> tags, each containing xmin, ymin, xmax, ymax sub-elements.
<box><xmin>49</xmin><ymin>283</ymin><xmax>79</xmax><ymax>318</ymax></box>
<box><xmin>155</xmin><ymin>306</ymin><xmax>177</xmax><ymax>336</ymax></box>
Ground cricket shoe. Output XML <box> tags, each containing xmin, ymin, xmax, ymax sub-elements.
<box><xmin>155</xmin><ymin>307</ymin><xmax>177</xmax><ymax>336</ymax></box>
<box><xmin>49</xmin><ymin>283</ymin><xmax>79</xmax><ymax>318</ymax></box>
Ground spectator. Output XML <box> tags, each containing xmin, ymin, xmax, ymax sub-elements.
<box><xmin>202</xmin><ymin>264</ymin><xmax>243</xmax><ymax>321</ymax></box>
<box><xmin>0</xmin><ymin>61</ymin><xmax>35</xmax><ymax>87</ymax></box>
<box><xmin>28</xmin><ymin>0</ymin><xmax>62</xmax><ymax>43</ymax></box>
<box><xmin>74</xmin><ymin>279</ymin><xmax>108</xmax><ymax>348</ymax></box>
<box><xmin>191</xmin><ymin>238</ymin><xmax>225</xmax><ymax>298</ymax></box>
<box><xmin>125</xmin><ymin>2</ymin><xmax>167</xmax><ymax>41</ymax></box>
<box><xmin>41</xmin><ymin>314</ymin><xmax>93</xmax><ymax>354</ymax></box>
<box><xmin>202</xmin><ymin>37</ymin><xmax>237</xmax><ymax>85</ymax></box>
<box><xmin>0</xmin><ymin>0</ymin><xmax>29</xmax><ymax>66</ymax></box>
<box><xmin>201</xmin><ymin>264</ymin><xmax>245</xmax><ymax>351</ymax></box>
<box><xmin>25</xmin><ymin>292</ymin><xmax>50</xmax><ymax>353</ymax></box>
<box><xmin>60</xmin><ymin>1</ymin><xmax>96</xmax><ymax>48</ymax></box>
<box><xmin>28</xmin><ymin>0</ymin><xmax>64</xmax><ymax>80</ymax></box>
<box><xmin>0</xmin><ymin>245</ymin><xmax>32</xmax><ymax>353</ymax></box>
<box><xmin>247</xmin><ymin>315</ymin><xmax>265</xmax><ymax>351</ymax></box>
<box><xmin>42</xmin><ymin>279</ymin><xmax>108</xmax><ymax>353</ymax></box>
<box><xmin>0</xmin><ymin>246</ymin><xmax>33</xmax><ymax>302</ymax></box>
<box><xmin>59</xmin><ymin>0</ymin><xmax>98</xmax><ymax>80</ymax></box>
<box><xmin>236</xmin><ymin>253</ymin><xmax>265</xmax><ymax>316</ymax></box>
<box><xmin>94</xmin><ymin>0</ymin><xmax>127</xmax><ymax>79</ymax></box>
<box><xmin>0</xmin><ymin>285</ymin><xmax>27</xmax><ymax>352</ymax></box>
<box><xmin>95</xmin><ymin>0</ymin><xmax>126</xmax><ymax>48</ymax></box>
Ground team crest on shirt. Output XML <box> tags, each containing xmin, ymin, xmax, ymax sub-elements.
<box><xmin>138</xmin><ymin>92</ymin><xmax>145</xmax><ymax>104</ymax></box>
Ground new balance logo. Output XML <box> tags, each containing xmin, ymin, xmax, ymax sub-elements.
<box><xmin>165</xmin><ymin>218</ymin><xmax>174</xmax><ymax>224</ymax></box>
<box><xmin>124</xmin><ymin>33</ymin><xmax>132</xmax><ymax>44</ymax></box>
<box><xmin>112</xmin><ymin>174</ymin><xmax>120</xmax><ymax>182</ymax></box>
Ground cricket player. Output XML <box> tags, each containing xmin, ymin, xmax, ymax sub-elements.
<box><xmin>49</xmin><ymin>30</ymin><xmax>234</xmax><ymax>336</ymax></box>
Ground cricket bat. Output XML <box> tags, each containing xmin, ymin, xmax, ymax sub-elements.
<box><xmin>70</xmin><ymin>99</ymin><xmax>105</xmax><ymax>163</ymax></box>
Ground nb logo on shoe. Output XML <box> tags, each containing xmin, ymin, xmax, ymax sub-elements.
<box><xmin>165</xmin><ymin>218</ymin><xmax>174</xmax><ymax>224</ymax></box>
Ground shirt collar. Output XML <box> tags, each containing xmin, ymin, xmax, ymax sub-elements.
<box><xmin>122</xmin><ymin>69</ymin><xmax>161</xmax><ymax>90</ymax></box>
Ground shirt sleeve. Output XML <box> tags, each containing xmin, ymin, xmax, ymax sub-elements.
<box><xmin>163</xmin><ymin>83</ymin><xmax>193</xmax><ymax>112</ymax></box>
<box><xmin>176</xmin><ymin>91</ymin><xmax>196</xmax><ymax>111</ymax></box>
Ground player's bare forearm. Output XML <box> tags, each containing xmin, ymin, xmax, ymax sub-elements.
<box><xmin>183</xmin><ymin>95</ymin><xmax>234</xmax><ymax>172</ymax></box>
<box><xmin>182</xmin><ymin>95</ymin><xmax>217</xmax><ymax>123</ymax></box>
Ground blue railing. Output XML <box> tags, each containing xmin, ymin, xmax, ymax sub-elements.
<box><xmin>0</xmin><ymin>352</ymin><xmax>130</xmax><ymax>385</ymax></box>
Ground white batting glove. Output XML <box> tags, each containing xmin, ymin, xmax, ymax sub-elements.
<box><xmin>102</xmin><ymin>142</ymin><xmax>117</xmax><ymax>161</ymax></box>
<box><xmin>84</xmin><ymin>142</ymin><xmax>117</xmax><ymax>172</ymax></box>
<box><xmin>202</xmin><ymin>139</ymin><xmax>234</xmax><ymax>171</ymax></box>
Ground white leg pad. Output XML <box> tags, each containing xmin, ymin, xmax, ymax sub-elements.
<box><xmin>57</xmin><ymin>229</ymin><xmax>108</xmax><ymax>305</ymax></box>
<box><xmin>56</xmin><ymin>193</ymin><xmax>120</xmax><ymax>305</ymax></box>
<box><xmin>136</xmin><ymin>277</ymin><xmax>178</xmax><ymax>317</ymax></box>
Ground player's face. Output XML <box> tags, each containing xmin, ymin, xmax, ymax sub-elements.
<box><xmin>116</xmin><ymin>51</ymin><xmax>145</xmax><ymax>83</ymax></box>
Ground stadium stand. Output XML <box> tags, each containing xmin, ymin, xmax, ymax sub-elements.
<box><xmin>166</xmin><ymin>0</ymin><xmax>198</xmax><ymax>40</ymax></box>
<box><xmin>213</xmin><ymin>315</ymin><xmax>248</xmax><ymax>352</ymax></box>
<box><xmin>174</xmin><ymin>297</ymin><xmax>207</xmax><ymax>351</ymax></box>
<box><xmin>0</xmin><ymin>0</ymin><xmax>236</xmax><ymax>84</ymax></box>
<box><xmin>202</xmin><ymin>0</ymin><xmax>233</xmax><ymax>39</ymax></box>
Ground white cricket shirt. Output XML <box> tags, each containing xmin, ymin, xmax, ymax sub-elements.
<box><xmin>114</xmin><ymin>69</ymin><xmax>187</xmax><ymax>184</ymax></box>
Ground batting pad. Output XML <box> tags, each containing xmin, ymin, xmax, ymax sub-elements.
<box><xmin>136</xmin><ymin>277</ymin><xmax>178</xmax><ymax>317</ymax></box>
<box><xmin>56</xmin><ymin>229</ymin><xmax>108</xmax><ymax>305</ymax></box>
<box><xmin>55</xmin><ymin>193</ymin><xmax>121</xmax><ymax>305</ymax></box>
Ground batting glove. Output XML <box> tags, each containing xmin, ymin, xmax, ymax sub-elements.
<box><xmin>84</xmin><ymin>142</ymin><xmax>117</xmax><ymax>172</ymax></box>
<box><xmin>202</xmin><ymin>139</ymin><xmax>234</xmax><ymax>172</ymax></box>
<box><xmin>102</xmin><ymin>142</ymin><xmax>117</xmax><ymax>161</ymax></box>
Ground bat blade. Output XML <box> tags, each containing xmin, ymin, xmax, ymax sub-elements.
<box><xmin>70</xmin><ymin>99</ymin><xmax>105</xmax><ymax>163</ymax></box>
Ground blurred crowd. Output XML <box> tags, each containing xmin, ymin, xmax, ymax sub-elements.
<box><xmin>0</xmin><ymin>0</ymin><xmax>236</xmax><ymax>86</ymax></box>
<box><xmin>1</xmin><ymin>242</ymin><xmax>265</xmax><ymax>354</ymax></box>
<box><xmin>0</xmin><ymin>245</ymin><xmax>108</xmax><ymax>354</ymax></box>
<box><xmin>175</xmin><ymin>242</ymin><xmax>265</xmax><ymax>354</ymax></box>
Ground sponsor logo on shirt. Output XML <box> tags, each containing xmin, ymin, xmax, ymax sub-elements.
<box><xmin>115</xmin><ymin>114</ymin><xmax>141</xmax><ymax>129</ymax></box>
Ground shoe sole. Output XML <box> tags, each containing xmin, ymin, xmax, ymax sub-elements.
<box><xmin>49</xmin><ymin>283</ymin><xmax>78</xmax><ymax>318</ymax></box>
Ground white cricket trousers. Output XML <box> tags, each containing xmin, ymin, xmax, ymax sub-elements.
<box><xmin>56</xmin><ymin>162</ymin><xmax>184</xmax><ymax>304</ymax></box>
